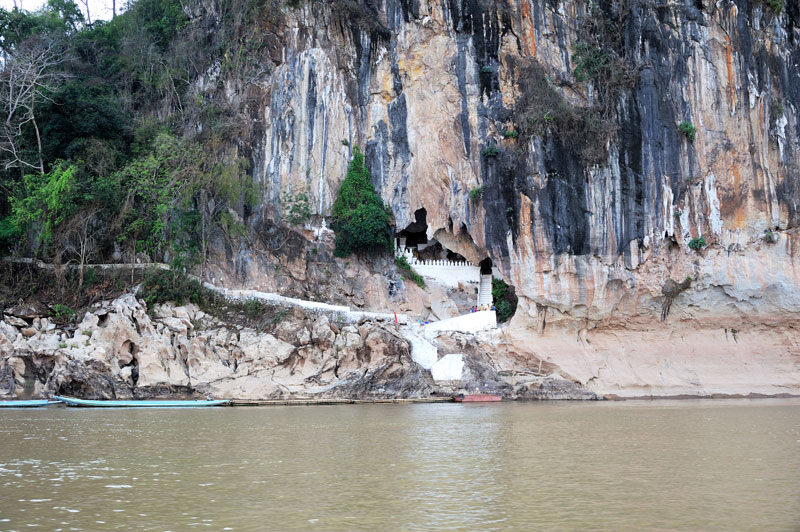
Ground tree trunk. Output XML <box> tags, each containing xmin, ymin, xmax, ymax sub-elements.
<box><xmin>30</xmin><ymin>95</ymin><xmax>44</xmax><ymax>175</ymax></box>
<box><xmin>112</xmin><ymin>0</ymin><xmax>116</xmax><ymax>18</ymax></box>
<box><xmin>200</xmin><ymin>191</ymin><xmax>207</xmax><ymax>279</ymax></box>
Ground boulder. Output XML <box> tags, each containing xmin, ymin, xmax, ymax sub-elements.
<box><xmin>3</xmin><ymin>315</ymin><xmax>28</xmax><ymax>328</ymax></box>
<box><xmin>6</xmin><ymin>301</ymin><xmax>48</xmax><ymax>320</ymax></box>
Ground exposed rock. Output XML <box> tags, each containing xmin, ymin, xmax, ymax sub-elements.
<box><xmin>177</xmin><ymin>0</ymin><xmax>800</xmax><ymax>398</ymax></box>
<box><xmin>0</xmin><ymin>294</ymin><xmax>458</xmax><ymax>400</ymax></box>
<box><xmin>5</xmin><ymin>301</ymin><xmax>48</xmax><ymax>320</ymax></box>
<box><xmin>514</xmin><ymin>377</ymin><xmax>600</xmax><ymax>401</ymax></box>
<box><xmin>0</xmin><ymin>321</ymin><xmax>19</xmax><ymax>341</ymax></box>
<box><xmin>3</xmin><ymin>315</ymin><xmax>28</xmax><ymax>328</ymax></box>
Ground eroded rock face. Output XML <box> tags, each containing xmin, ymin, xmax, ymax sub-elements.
<box><xmin>0</xmin><ymin>295</ymin><xmax>439</xmax><ymax>400</ymax></box>
<box><xmin>176</xmin><ymin>0</ymin><xmax>800</xmax><ymax>397</ymax></box>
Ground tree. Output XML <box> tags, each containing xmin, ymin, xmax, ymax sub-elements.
<box><xmin>7</xmin><ymin>161</ymin><xmax>78</xmax><ymax>250</ymax></box>
<box><xmin>108</xmin><ymin>132</ymin><xmax>256</xmax><ymax>269</ymax></box>
<box><xmin>331</xmin><ymin>146</ymin><xmax>391</xmax><ymax>257</ymax></box>
<box><xmin>0</xmin><ymin>35</ymin><xmax>69</xmax><ymax>177</ymax></box>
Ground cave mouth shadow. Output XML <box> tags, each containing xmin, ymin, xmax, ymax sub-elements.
<box><xmin>398</xmin><ymin>208</ymin><xmax>428</xmax><ymax>247</ymax></box>
<box><xmin>479</xmin><ymin>257</ymin><xmax>492</xmax><ymax>275</ymax></box>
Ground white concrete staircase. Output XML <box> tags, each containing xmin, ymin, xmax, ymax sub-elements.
<box><xmin>477</xmin><ymin>274</ymin><xmax>493</xmax><ymax>307</ymax></box>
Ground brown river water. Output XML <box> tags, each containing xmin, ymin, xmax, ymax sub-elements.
<box><xmin>0</xmin><ymin>399</ymin><xmax>799</xmax><ymax>531</ymax></box>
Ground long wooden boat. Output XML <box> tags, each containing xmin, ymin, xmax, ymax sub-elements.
<box><xmin>0</xmin><ymin>399</ymin><xmax>60</xmax><ymax>408</ymax></box>
<box><xmin>54</xmin><ymin>396</ymin><xmax>229</xmax><ymax>408</ymax></box>
<box><xmin>453</xmin><ymin>393</ymin><xmax>503</xmax><ymax>403</ymax></box>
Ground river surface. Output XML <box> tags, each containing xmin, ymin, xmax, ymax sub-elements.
<box><xmin>0</xmin><ymin>399</ymin><xmax>798</xmax><ymax>531</ymax></box>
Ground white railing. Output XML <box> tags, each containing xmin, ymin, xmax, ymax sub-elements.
<box><xmin>394</xmin><ymin>241</ymin><xmax>475</xmax><ymax>268</ymax></box>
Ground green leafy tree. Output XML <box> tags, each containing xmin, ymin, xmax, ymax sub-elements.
<box><xmin>109</xmin><ymin>132</ymin><xmax>256</xmax><ymax>266</ymax></box>
<box><xmin>8</xmin><ymin>161</ymin><xmax>78</xmax><ymax>249</ymax></box>
<box><xmin>281</xmin><ymin>188</ymin><xmax>312</xmax><ymax>226</ymax></box>
<box><xmin>331</xmin><ymin>146</ymin><xmax>391</xmax><ymax>257</ymax></box>
<box><xmin>491</xmin><ymin>278</ymin><xmax>517</xmax><ymax>323</ymax></box>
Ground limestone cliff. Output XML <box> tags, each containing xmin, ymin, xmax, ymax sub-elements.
<box><xmin>183</xmin><ymin>0</ymin><xmax>800</xmax><ymax>397</ymax></box>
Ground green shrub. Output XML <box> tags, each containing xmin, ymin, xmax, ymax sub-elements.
<box><xmin>679</xmin><ymin>121</ymin><xmax>697</xmax><ymax>142</ymax></box>
<box><xmin>491</xmin><ymin>278</ymin><xmax>517</xmax><ymax>323</ymax></box>
<box><xmin>8</xmin><ymin>163</ymin><xmax>79</xmax><ymax>249</ymax></box>
<box><xmin>495</xmin><ymin>299</ymin><xmax>512</xmax><ymax>322</ymax></box>
<box><xmin>281</xmin><ymin>188</ymin><xmax>311</xmax><ymax>226</ymax></box>
<box><xmin>138</xmin><ymin>269</ymin><xmax>205</xmax><ymax>308</ymax></box>
<box><xmin>53</xmin><ymin>304</ymin><xmax>75</xmax><ymax>318</ymax></box>
<box><xmin>504</xmin><ymin>130</ymin><xmax>519</xmax><ymax>139</ymax></box>
<box><xmin>331</xmin><ymin>147</ymin><xmax>392</xmax><ymax>258</ymax></box>
<box><xmin>395</xmin><ymin>256</ymin><xmax>426</xmax><ymax>288</ymax></box>
<box><xmin>482</xmin><ymin>144</ymin><xmax>499</xmax><ymax>157</ymax></box>
<box><xmin>243</xmin><ymin>298</ymin><xmax>265</xmax><ymax>319</ymax></box>
<box><xmin>481</xmin><ymin>65</ymin><xmax>494</xmax><ymax>73</ymax></box>
<box><xmin>764</xmin><ymin>0</ymin><xmax>783</xmax><ymax>13</ymax></box>
<box><xmin>571</xmin><ymin>41</ymin><xmax>608</xmax><ymax>82</ymax></box>
<box><xmin>688</xmin><ymin>236</ymin><xmax>706</xmax><ymax>250</ymax></box>
<box><xmin>470</xmin><ymin>187</ymin><xmax>484</xmax><ymax>201</ymax></box>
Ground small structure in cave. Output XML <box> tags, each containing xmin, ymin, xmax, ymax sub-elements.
<box><xmin>394</xmin><ymin>208</ymin><xmax>494</xmax><ymax>308</ymax></box>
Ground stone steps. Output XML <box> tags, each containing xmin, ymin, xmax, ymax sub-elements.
<box><xmin>477</xmin><ymin>274</ymin><xmax>493</xmax><ymax>307</ymax></box>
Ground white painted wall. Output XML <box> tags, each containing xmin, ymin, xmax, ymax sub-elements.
<box><xmin>424</xmin><ymin>311</ymin><xmax>496</xmax><ymax>335</ymax></box>
<box><xmin>395</xmin><ymin>246</ymin><xmax>480</xmax><ymax>288</ymax></box>
<box><xmin>403</xmin><ymin>328</ymin><xmax>439</xmax><ymax>369</ymax></box>
<box><xmin>431</xmin><ymin>354</ymin><xmax>465</xmax><ymax>381</ymax></box>
<box><xmin>199</xmin><ymin>283</ymin><xmax>407</xmax><ymax>324</ymax></box>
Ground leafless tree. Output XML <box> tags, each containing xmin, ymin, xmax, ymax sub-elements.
<box><xmin>0</xmin><ymin>37</ymin><xmax>69</xmax><ymax>177</ymax></box>
<box><xmin>65</xmin><ymin>208</ymin><xmax>98</xmax><ymax>293</ymax></box>
<box><xmin>77</xmin><ymin>0</ymin><xmax>92</xmax><ymax>25</ymax></box>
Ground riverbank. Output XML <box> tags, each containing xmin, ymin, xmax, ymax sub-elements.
<box><xmin>1</xmin><ymin>265</ymin><xmax>796</xmax><ymax>402</ymax></box>
<box><xmin>0</xmin><ymin>289</ymin><xmax>599</xmax><ymax>402</ymax></box>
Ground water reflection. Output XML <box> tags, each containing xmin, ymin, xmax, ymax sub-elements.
<box><xmin>0</xmin><ymin>400</ymin><xmax>798</xmax><ymax>531</ymax></box>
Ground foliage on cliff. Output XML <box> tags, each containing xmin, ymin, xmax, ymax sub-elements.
<box><xmin>0</xmin><ymin>0</ymin><xmax>258</xmax><ymax>274</ymax></box>
<box><xmin>491</xmin><ymin>278</ymin><xmax>517</xmax><ymax>323</ymax></box>
<box><xmin>331</xmin><ymin>147</ymin><xmax>392</xmax><ymax>258</ymax></box>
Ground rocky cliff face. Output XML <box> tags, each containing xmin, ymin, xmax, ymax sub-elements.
<box><xmin>0</xmin><ymin>294</ymin><xmax>595</xmax><ymax>400</ymax></box>
<box><xmin>184</xmin><ymin>0</ymin><xmax>800</xmax><ymax>396</ymax></box>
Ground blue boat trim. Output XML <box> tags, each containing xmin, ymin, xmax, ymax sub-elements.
<box><xmin>54</xmin><ymin>396</ymin><xmax>229</xmax><ymax>407</ymax></box>
<box><xmin>0</xmin><ymin>400</ymin><xmax>59</xmax><ymax>408</ymax></box>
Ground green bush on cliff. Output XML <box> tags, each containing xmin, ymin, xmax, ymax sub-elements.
<box><xmin>331</xmin><ymin>147</ymin><xmax>391</xmax><ymax>258</ymax></box>
<box><xmin>571</xmin><ymin>41</ymin><xmax>608</xmax><ymax>83</ymax></box>
<box><xmin>688</xmin><ymin>236</ymin><xmax>706</xmax><ymax>250</ymax></box>
<box><xmin>764</xmin><ymin>0</ymin><xmax>783</xmax><ymax>13</ymax></box>
<box><xmin>679</xmin><ymin>121</ymin><xmax>697</xmax><ymax>142</ymax></box>
<box><xmin>395</xmin><ymin>256</ymin><xmax>425</xmax><ymax>288</ymax></box>
<box><xmin>7</xmin><ymin>163</ymin><xmax>79</xmax><ymax>250</ymax></box>
<box><xmin>491</xmin><ymin>278</ymin><xmax>517</xmax><ymax>323</ymax></box>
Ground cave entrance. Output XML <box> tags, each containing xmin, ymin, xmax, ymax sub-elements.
<box><xmin>397</xmin><ymin>208</ymin><xmax>428</xmax><ymax>248</ymax></box>
<box><xmin>479</xmin><ymin>257</ymin><xmax>493</xmax><ymax>275</ymax></box>
<box><xmin>446</xmin><ymin>249</ymin><xmax>467</xmax><ymax>262</ymax></box>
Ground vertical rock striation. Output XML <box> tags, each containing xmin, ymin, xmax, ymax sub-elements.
<box><xmin>190</xmin><ymin>0</ymin><xmax>800</xmax><ymax>396</ymax></box>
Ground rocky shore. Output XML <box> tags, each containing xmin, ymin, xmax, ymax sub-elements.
<box><xmin>0</xmin><ymin>293</ymin><xmax>597</xmax><ymax>401</ymax></box>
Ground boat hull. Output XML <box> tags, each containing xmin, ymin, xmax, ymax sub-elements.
<box><xmin>452</xmin><ymin>394</ymin><xmax>503</xmax><ymax>402</ymax></box>
<box><xmin>0</xmin><ymin>400</ymin><xmax>59</xmax><ymax>408</ymax></box>
<box><xmin>54</xmin><ymin>396</ymin><xmax>229</xmax><ymax>408</ymax></box>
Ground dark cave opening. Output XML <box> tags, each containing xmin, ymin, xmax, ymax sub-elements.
<box><xmin>397</xmin><ymin>208</ymin><xmax>428</xmax><ymax>247</ymax></box>
<box><xmin>479</xmin><ymin>257</ymin><xmax>493</xmax><ymax>275</ymax></box>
